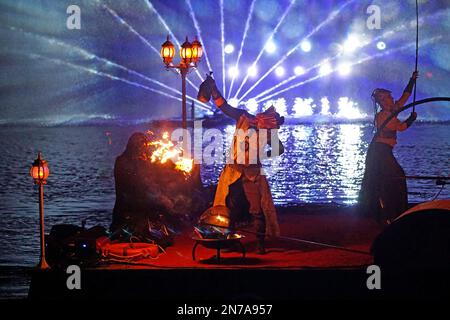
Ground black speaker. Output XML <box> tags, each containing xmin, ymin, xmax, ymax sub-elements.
<box><xmin>372</xmin><ymin>200</ymin><xmax>450</xmax><ymax>269</ymax></box>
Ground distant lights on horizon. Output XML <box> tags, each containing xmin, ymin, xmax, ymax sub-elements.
<box><xmin>275</xmin><ymin>66</ymin><xmax>285</xmax><ymax>77</ymax></box>
<box><xmin>294</xmin><ymin>66</ymin><xmax>305</xmax><ymax>76</ymax></box>
<box><xmin>245</xmin><ymin>98</ymin><xmax>258</xmax><ymax>113</ymax></box>
<box><xmin>343</xmin><ymin>34</ymin><xmax>361</xmax><ymax>54</ymax></box>
<box><xmin>265</xmin><ymin>40</ymin><xmax>277</xmax><ymax>54</ymax></box>
<box><xmin>319</xmin><ymin>62</ymin><xmax>333</xmax><ymax>76</ymax></box>
<box><xmin>336</xmin><ymin>97</ymin><xmax>367</xmax><ymax>119</ymax></box>
<box><xmin>320</xmin><ymin>97</ymin><xmax>331</xmax><ymax>116</ymax></box>
<box><xmin>227</xmin><ymin>65</ymin><xmax>260</xmax><ymax>78</ymax></box>
<box><xmin>228</xmin><ymin>66</ymin><xmax>239</xmax><ymax>78</ymax></box>
<box><xmin>243</xmin><ymin>96</ymin><xmax>367</xmax><ymax>120</ymax></box>
<box><xmin>224</xmin><ymin>43</ymin><xmax>234</xmax><ymax>54</ymax></box>
<box><xmin>247</xmin><ymin>65</ymin><xmax>258</xmax><ymax>77</ymax></box>
<box><xmin>228</xmin><ymin>98</ymin><xmax>240</xmax><ymax>107</ymax></box>
<box><xmin>226</xmin><ymin>60</ymin><xmax>351</xmax><ymax>80</ymax></box>
<box><xmin>376</xmin><ymin>41</ymin><xmax>386</xmax><ymax>50</ymax></box>
<box><xmin>300</xmin><ymin>40</ymin><xmax>312</xmax><ymax>52</ymax></box>
<box><xmin>223</xmin><ymin>31</ymin><xmax>380</xmax><ymax>84</ymax></box>
<box><xmin>227</xmin><ymin>61</ymin><xmax>351</xmax><ymax>79</ymax></box>
<box><xmin>292</xmin><ymin>97</ymin><xmax>314</xmax><ymax>117</ymax></box>
<box><xmin>337</xmin><ymin>62</ymin><xmax>352</xmax><ymax>76</ymax></box>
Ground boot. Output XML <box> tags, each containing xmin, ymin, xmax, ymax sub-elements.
<box><xmin>253</xmin><ymin>213</ymin><xmax>266</xmax><ymax>255</ymax></box>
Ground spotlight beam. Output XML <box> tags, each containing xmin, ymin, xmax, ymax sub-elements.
<box><xmin>100</xmin><ymin>2</ymin><xmax>159</xmax><ymax>56</ymax></box>
<box><xmin>255</xmin><ymin>37</ymin><xmax>441</xmax><ymax>104</ymax></box>
<box><xmin>185</xmin><ymin>0</ymin><xmax>213</xmax><ymax>72</ymax></box>
<box><xmin>7</xmin><ymin>26</ymin><xmax>183</xmax><ymax>96</ymax></box>
<box><xmin>23</xmin><ymin>52</ymin><xmax>195</xmax><ymax>105</ymax></box>
<box><xmin>220</xmin><ymin>0</ymin><xmax>226</xmax><ymax>97</ymax></box>
<box><xmin>145</xmin><ymin>0</ymin><xmax>204</xmax><ymax>82</ymax></box>
<box><xmin>238</xmin><ymin>0</ymin><xmax>355</xmax><ymax>102</ymax></box>
<box><xmin>233</xmin><ymin>0</ymin><xmax>297</xmax><ymax>99</ymax></box>
<box><xmin>254</xmin><ymin>11</ymin><xmax>437</xmax><ymax>102</ymax></box>
<box><xmin>374</xmin><ymin>10</ymin><xmax>445</xmax><ymax>45</ymax></box>
<box><xmin>8</xmin><ymin>34</ymin><xmax>212</xmax><ymax>111</ymax></box>
<box><xmin>252</xmin><ymin>58</ymin><xmax>337</xmax><ymax>100</ymax></box>
<box><xmin>227</xmin><ymin>0</ymin><xmax>257</xmax><ymax>99</ymax></box>
<box><xmin>7</xmin><ymin>27</ymin><xmax>213</xmax><ymax>111</ymax></box>
<box><xmin>99</xmin><ymin>2</ymin><xmax>201</xmax><ymax>94</ymax></box>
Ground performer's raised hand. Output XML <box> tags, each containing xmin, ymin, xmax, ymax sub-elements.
<box><xmin>205</xmin><ymin>72</ymin><xmax>217</xmax><ymax>89</ymax></box>
<box><xmin>206</xmin><ymin>73</ymin><xmax>224</xmax><ymax>102</ymax></box>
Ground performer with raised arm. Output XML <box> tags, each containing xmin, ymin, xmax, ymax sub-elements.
<box><xmin>359</xmin><ymin>71</ymin><xmax>419</xmax><ymax>224</ymax></box>
<box><xmin>199</xmin><ymin>74</ymin><xmax>284</xmax><ymax>254</ymax></box>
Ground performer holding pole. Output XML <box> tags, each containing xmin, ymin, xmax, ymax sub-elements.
<box><xmin>359</xmin><ymin>71</ymin><xmax>419</xmax><ymax>224</ymax></box>
<box><xmin>198</xmin><ymin>73</ymin><xmax>283</xmax><ymax>254</ymax></box>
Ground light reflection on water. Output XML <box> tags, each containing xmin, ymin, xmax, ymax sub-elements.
<box><xmin>0</xmin><ymin>123</ymin><xmax>448</xmax><ymax>266</ymax></box>
<box><xmin>203</xmin><ymin>124</ymin><xmax>369</xmax><ymax>205</ymax></box>
<box><xmin>337</xmin><ymin>125</ymin><xmax>365</xmax><ymax>203</ymax></box>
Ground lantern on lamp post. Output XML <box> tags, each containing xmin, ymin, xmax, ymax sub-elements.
<box><xmin>29</xmin><ymin>152</ymin><xmax>50</xmax><ymax>269</ymax></box>
<box><xmin>190</xmin><ymin>37</ymin><xmax>203</xmax><ymax>65</ymax></box>
<box><xmin>160</xmin><ymin>35</ymin><xmax>203</xmax><ymax>131</ymax></box>
<box><xmin>160</xmin><ymin>36</ymin><xmax>175</xmax><ymax>65</ymax></box>
<box><xmin>180</xmin><ymin>37</ymin><xmax>193</xmax><ymax>66</ymax></box>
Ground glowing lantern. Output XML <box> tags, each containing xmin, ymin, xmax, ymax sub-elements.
<box><xmin>190</xmin><ymin>37</ymin><xmax>203</xmax><ymax>64</ymax></box>
<box><xmin>160</xmin><ymin>34</ymin><xmax>202</xmax><ymax>132</ymax></box>
<box><xmin>180</xmin><ymin>37</ymin><xmax>193</xmax><ymax>65</ymax></box>
<box><xmin>30</xmin><ymin>152</ymin><xmax>50</xmax><ymax>184</ymax></box>
<box><xmin>160</xmin><ymin>35</ymin><xmax>175</xmax><ymax>66</ymax></box>
<box><xmin>29</xmin><ymin>151</ymin><xmax>50</xmax><ymax>269</ymax></box>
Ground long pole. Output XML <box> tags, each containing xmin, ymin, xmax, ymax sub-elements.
<box><xmin>238</xmin><ymin>228</ymin><xmax>371</xmax><ymax>256</ymax></box>
<box><xmin>413</xmin><ymin>0</ymin><xmax>419</xmax><ymax>112</ymax></box>
<box><xmin>181</xmin><ymin>67</ymin><xmax>187</xmax><ymax>130</ymax></box>
<box><xmin>180</xmin><ymin>67</ymin><xmax>188</xmax><ymax>155</ymax></box>
<box><xmin>38</xmin><ymin>183</ymin><xmax>50</xmax><ymax>269</ymax></box>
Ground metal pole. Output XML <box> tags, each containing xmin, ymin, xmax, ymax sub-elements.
<box><xmin>413</xmin><ymin>0</ymin><xmax>419</xmax><ymax>113</ymax></box>
<box><xmin>181</xmin><ymin>67</ymin><xmax>187</xmax><ymax>130</ymax></box>
<box><xmin>38</xmin><ymin>183</ymin><xmax>50</xmax><ymax>269</ymax></box>
<box><xmin>180</xmin><ymin>67</ymin><xmax>189</xmax><ymax>156</ymax></box>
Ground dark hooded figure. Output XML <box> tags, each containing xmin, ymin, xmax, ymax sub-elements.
<box><xmin>111</xmin><ymin>132</ymin><xmax>209</xmax><ymax>244</ymax></box>
<box><xmin>110</xmin><ymin>132</ymin><xmax>156</xmax><ymax>234</ymax></box>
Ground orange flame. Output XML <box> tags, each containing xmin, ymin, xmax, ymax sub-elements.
<box><xmin>175</xmin><ymin>157</ymin><xmax>193</xmax><ymax>173</ymax></box>
<box><xmin>216</xmin><ymin>215</ymin><xmax>227</xmax><ymax>224</ymax></box>
<box><xmin>147</xmin><ymin>131</ymin><xmax>193</xmax><ymax>175</ymax></box>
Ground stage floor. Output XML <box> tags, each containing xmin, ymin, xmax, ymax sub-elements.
<box><xmin>98</xmin><ymin>209</ymin><xmax>380</xmax><ymax>270</ymax></box>
<box><xmin>27</xmin><ymin>210</ymin><xmax>450</xmax><ymax>300</ymax></box>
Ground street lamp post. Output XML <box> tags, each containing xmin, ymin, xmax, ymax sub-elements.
<box><xmin>29</xmin><ymin>152</ymin><xmax>50</xmax><ymax>270</ymax></box>
<box><xmin>160</xmin><ymin>36</ymin><xmax>203</xmax><ymax>150</ymax></box>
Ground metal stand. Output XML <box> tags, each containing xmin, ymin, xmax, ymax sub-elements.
<box><xmin>37</xmin><ymin>183</ymin><xmax>50</xmax><ymax>269</ymax></box>
<box><xmin>192</xmin><ymin>238</ymin><xmax>246</xmax><ymax>263</ymax></box>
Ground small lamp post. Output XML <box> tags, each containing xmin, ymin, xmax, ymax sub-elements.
<box><xmin>160</xmin><ymin>35</ymin><xmax>203</xmax><ymax>131</ymax></box>
<box><xmin>29</xmin><ymin>152</ymin><xmax>50</xmax><ymax>269</ymax></box>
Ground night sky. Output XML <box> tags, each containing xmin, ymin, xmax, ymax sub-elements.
<box><xmin>0</xmin><ymin>0</ymin><xmax>449</xmax><ymax>125</ymax></box>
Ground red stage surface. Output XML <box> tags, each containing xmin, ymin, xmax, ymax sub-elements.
<box><xmin>98</xmin><ymin>208</ymin><xmax>381</xmax><ymax>270</ymax></box>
